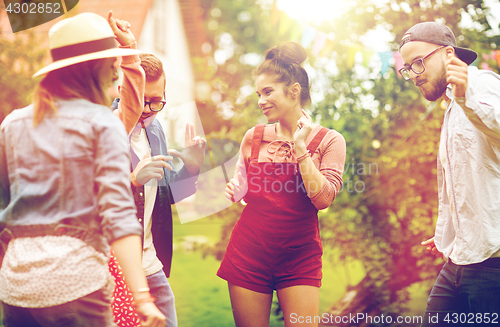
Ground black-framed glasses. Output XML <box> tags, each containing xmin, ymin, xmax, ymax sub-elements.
<box><xmin>399</xmin><ymin>46</ymin><xmax>446</xmax><ymax>80</ymax></box>
<box><xmin>144</xmin><ymin>92</ymin><xmax>167</xmax><ymax>112</ymax></box>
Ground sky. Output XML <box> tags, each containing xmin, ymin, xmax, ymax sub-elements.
<box><xmin>269</xmin><ymin>0</ymin><xmax>500</xmax><ymax>114</ymax></box>
<box><xmin>276</xmin><ymin>0</ymin><xmax>500</xmax><ymax>52</ymax></box>
<box><xmin>276</xmin><ymin>0</ymin><xmax>500</xmax><ymax>26</ymax></box>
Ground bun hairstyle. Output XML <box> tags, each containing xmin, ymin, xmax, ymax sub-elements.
<box><xmin>253</xmin><ymin>41</ymin><xmax>311</xmax><ymax>107</ymax></box>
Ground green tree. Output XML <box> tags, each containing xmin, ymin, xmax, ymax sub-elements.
<box><xmin>195</xmin><ymin>0</ymin><xmax>499</xmax><ymax>324</ymax></box>
<box><xmin>196</xmin><ymin>0</ymin><xmax>280</xmax><ymax>136</ymax></box>
<box><xmin>311</xmin><ymin>0</ymin><xmax>499</xmax><ymax>323</ymax></box>
<box><xmin>0</xmin><ymin>31</ymin><xmax>46</xmax><ymax>124</ymax></box>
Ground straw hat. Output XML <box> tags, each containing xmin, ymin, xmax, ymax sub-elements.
<box><xmin>33</xmin><ymin>12</ymin><xmax>142</xmax><ymax>78</ymax></box>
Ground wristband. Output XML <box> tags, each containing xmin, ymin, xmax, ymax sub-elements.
<box><xmin>133</xmin><ymin>294</ymin><xmax>156</xmax><ymax>308</ymax></box>
<box><xmin>133</xmin><ymin>287</ymin><xmax>150</xmax><ymax>294</ymax></box>
<box><xmin>455</xmin><ymin>97</ymin><xmax>466</xmax><ymax>106</ymax></box>
<box><xmin>296</xmin><ymin>150</ymin><xmax>310</xmax><ymax>162</ymax></box>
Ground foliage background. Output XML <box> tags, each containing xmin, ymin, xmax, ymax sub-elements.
<box><xmin>1</xmin><ymin>0</ymin><xmax>500</xmax><ymax>326</ymax></box>
<box><xmin>193</xmin><ymin>0</ymin><xmax>500</xmax><ymax>325</ymax></box>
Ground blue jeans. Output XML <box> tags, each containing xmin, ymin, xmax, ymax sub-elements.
<box><xmin>147</xmin><ymin>269</ymin><xmax>177</xmax><ymax>327</ymax></box>
<box><xmin>1</xmin><ymin>285</ymin><xmax>114</xmax><ymax>327</ymax></box>
<box><xmin>422</xmin><ymin>258</ymin><xmax>500</xmax><ymax>326</ymax></box>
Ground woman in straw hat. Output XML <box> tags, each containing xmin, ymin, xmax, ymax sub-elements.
<box><xmin>0</xmin><ymin>12</ymin><xmax>165</xmax><ymax>327</ymax></box>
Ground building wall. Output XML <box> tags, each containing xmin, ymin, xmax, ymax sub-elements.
<box><xmin>139</xmin><ymin>0</ymin><xmax>201</xmax><ymax>148</ymax></box>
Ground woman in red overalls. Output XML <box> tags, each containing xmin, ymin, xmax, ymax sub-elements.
<box><xmin>217</xmin><ymin>42</ymin><xmax>346</xmax><ymax>327</ymax></box>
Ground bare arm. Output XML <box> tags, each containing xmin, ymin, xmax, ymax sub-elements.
<box><xmin>94</xmin><ymin>108</ymin><xmax>164</xmax><ymax>326</ymax></box>
<box><xmin>294</xmin><ymin>110</ymin><xmax>346</xmax><ymax>210</ymax></box>
<box><xmin>112</xmin><ymin>235</ymin><xmax>166</xmax><ymax>327</ymax></box>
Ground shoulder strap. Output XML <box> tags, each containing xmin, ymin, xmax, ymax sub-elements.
<box><xmin>250</xmin><ymin>124</ymin><xmax>266</xmax><ymax>161</ymax></box>
<box><xmin>307</xmin><ymin>127</ymin><xmax>330</xmax><ymax>155</ymax></box>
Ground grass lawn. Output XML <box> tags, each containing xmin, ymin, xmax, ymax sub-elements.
<box><xmin>0</xmin><ymin>218</ymin><xmax>428</xmax><ymax>327</ymax></box>
<box><xmin>169</xmin><ymin>218</ymin><xmax>367</xmax><ymax>326</ymax></box>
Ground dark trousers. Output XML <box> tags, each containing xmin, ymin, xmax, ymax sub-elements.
<box><xmin>422</xmin><ymin>258</ymin><xmax>500</xmax><ymax>326</ymax></box>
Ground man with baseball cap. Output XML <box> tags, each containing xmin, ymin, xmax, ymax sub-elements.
<box><xmin>399</xmin><ymin>22</ymin><xmax>500</xmax><ymax>325</ymax></box>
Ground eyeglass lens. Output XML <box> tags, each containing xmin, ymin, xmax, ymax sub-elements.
<box><xmin>149</xmin><ymin>102</ymin><xmax>164</xmax><ymax>111</ymax></box>
<box><xmin>410</xmin><ymin>60</ymin><xmax>425</xmax><ymax>74</ymax></box>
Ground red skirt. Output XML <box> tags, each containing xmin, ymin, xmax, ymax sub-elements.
<box><xmin>108</xmin><ymin>252</ymin><xmax>141</xmax><ymax>327</ymax></box>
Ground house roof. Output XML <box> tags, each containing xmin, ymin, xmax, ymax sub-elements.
<box><xmin>73</xmin><ymin>0</ymin><xmax>154</xmax><ymax>43</ymax></box>
<box><xmin>0</xmin><ymin>2</ymin><xmax>15</xmax><ymax>36</ymax></box>
<box><xmin>1</xmin><ymin>0</ymin><xmax>206</xmax><ymax>62</ymax></box>
<box><xmin>0</xmin><ymin>0</ymin><xmax>152</xmax><ymax>36</ymax></box>
<box><xmin>178</xmin><ymin>0</ymin><xmax>205</xmax><ymax>58</ymax></box>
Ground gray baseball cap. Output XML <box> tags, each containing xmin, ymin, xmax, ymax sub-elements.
<box><xmin>399</xmin><ymin>22</ymin><xmax>477</xmax><ymax>65</ymax></box>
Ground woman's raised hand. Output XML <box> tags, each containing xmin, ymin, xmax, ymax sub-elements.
<box><xmin>293</xmin><ymin>109</ymin><xmax>314</xmax><ymax>151</ymax></box>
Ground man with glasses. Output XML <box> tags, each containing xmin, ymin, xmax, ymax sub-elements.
<box><xmin>112</xmin><ymin>53</ymin><xmax>206</xmax><ymax>327</ymax></box>
<box><xmin>399</xmin><ymin>22</ymin><xmax>500</xmax><ymax>325</ymax></box>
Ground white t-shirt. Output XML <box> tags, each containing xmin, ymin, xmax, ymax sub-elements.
<box><xmin>130</xmin><ymin>129</ymin><xmax>163</xmax><ymax>276</ymax></box>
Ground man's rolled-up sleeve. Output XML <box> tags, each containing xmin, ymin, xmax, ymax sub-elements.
<box><xmin>461</xmin><ymin>71</ymin><xmax>500</xmax><ymax>148</ymax></box>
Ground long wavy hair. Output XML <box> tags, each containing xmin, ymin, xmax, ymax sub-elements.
<box><xmin>32</xmin><ymin>58</ymin><xmax>114</xmax><ymax>126</ymax></box>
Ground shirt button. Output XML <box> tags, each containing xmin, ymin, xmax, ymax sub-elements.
<box><xmin>138</xmin><ymin>218</ymin><xmax>142</xmax><ymax>222</ymax></box>
<box><xmin>139</xmin><ymin>192</ymin><xmax>143</xmax><ymax>196</ymax></box>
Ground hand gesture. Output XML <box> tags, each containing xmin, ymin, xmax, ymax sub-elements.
<box><xmin>225</xmin><ymin>171</ymin><xmax>247</xmax><ymax>202</ymax></box>
<box><xmin>421</xmin><ymin>237</ymin><xmax>443</xmax><ymax>259</ymax></box>
<box><xmin>108</xmin><ymin>10</ymin><xmax>135</xmax><ymax>47</ymax></box>
<box><xmin>167</xmin><ymin>123</ymin><xmax>206</xmax><ymax>175</ymax></box>
<box><xmin>293</xmin><ymin>109</ymin><xmax>314</xmax><ymax>151</ymax></box>
<box><xmin>445</xmin><ymin>52</ymin><xmax>468</xmax><ymax>98</ymax></box>
<box><xmin>136</xmin><ymin>302</ymin><xmax>166</xmax><ymax>327</ymax></box>
<box><xmin>132</xmin><ymin>152</ymin><xmax>173</xmax><ymax>187</ymax></box>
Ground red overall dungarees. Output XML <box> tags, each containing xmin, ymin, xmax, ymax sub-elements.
<box><xmin>217</xmin><ymin>124</ymin><xmax>329</xmax><ymax>294</ymax></box>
